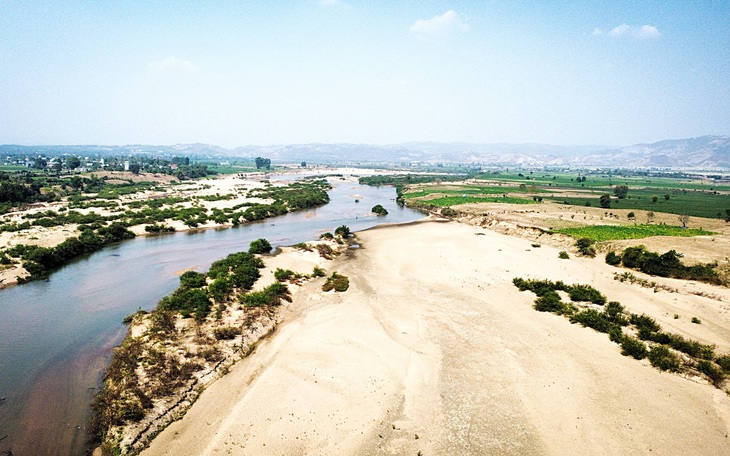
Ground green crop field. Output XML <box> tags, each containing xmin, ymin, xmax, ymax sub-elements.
<box><xmin>477</xmin><ymin>171</ymin><xmax>730</xmax><ymax>193</ymax></box>
<box><xmin>554</xmin><ymin>224</ymin><xmax>715</xmax><ymax>242</ymax></box>
<box><xmin>0</xmin><ymin>164</ymin><xmax>32</xmax><ymax>171</ymax></box>
<box><xmin>552</xmin><ymin>189</ymin><xmax>730</xmax><ymax>220</ymax></box>
<box><xmin>403</xmin><ymin>185</ymin><xmax>549</xmax><ymax>199</ymax></box>
<box><xmin>421</xmin><ymin>195</ymin><xmax>537</xmax><ymax>207</ymax></box>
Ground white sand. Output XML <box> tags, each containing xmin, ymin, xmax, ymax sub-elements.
<box><xmin>141</xmin><ymin>220</ymin><xmax>730</xmax><ymax>455</ymax></box>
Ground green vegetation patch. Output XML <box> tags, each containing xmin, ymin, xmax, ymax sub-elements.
<box><xmin>513</xmin><ymin>277</ymin><xmax>729</xmax><ymax>388</ymax></box>
<box><xmin>610</xmin><ymin>245</ymin><xmax>720</xmax><ymax>285</ymax></box>
<box><xmin>322</xmin><ymin>272</ymin><xmax>349</xmax><ymax>292</ymax></box>
<box><xmin>422</xmin><ymin>195</ymin><xmax>535</xmax><ymax>207</ymax></box>
<box><xmin>555</xmin><ymin>224</ymin><xmax>714</xmax><ymax>242</ymax></box>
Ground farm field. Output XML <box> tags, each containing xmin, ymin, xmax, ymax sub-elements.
<box><xmin>401</xmin><ymin>172</ymin><xmax>730</xmax><ymax>222</ymax></box>
<box><xmin>554</xmin><ymin>225</ymin><xmax>715</xmax><ymax>242</ymax></box>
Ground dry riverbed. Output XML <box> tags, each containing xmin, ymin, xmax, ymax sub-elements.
<box><xmin>138</xmin><ymin>219</ymin><xmax>730</xmax><ymax>455</ymax></box>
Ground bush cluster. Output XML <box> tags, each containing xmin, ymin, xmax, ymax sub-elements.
<box><xmin>9</xmin><ymin>222</ymin><xmax>135</xmax><ymax>280</ymax></box>
<box><xmin>248</xmin><ymin>238</ymin><xmax>273</xmax><ymax>254</ymax></box>
<box><xmin>322</xmin><ymin>272</ymin><xmax>349</xmax><ymax>292</ymax></box>
<box><xmin>372</xmin><ymin>204</ymin><xmax>388</xmax><ymax>215</ymax></box>
<box><xmin>609</xmin><ymin>245</ymin><xmax>720</xmax><ymax>284</ymax></box>
<box><xmin>240</xmin><ymin>282</ymin><xmax>292</xmax><ymax>307</ymax></box>
<box><xmin>513</xmin><ymin>276</ymin><xmax>730</xmax><ymax>387</ymax></box>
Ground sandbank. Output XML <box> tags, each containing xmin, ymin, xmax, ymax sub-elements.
<box><xmin>141</xmin><ymin>220</ymin><xmax>730</xmax><ymax>455</ymax></box>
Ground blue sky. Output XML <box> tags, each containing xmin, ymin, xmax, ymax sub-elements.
<box><xmin>1</xmin><ymin>1</ymin><xmax>728</xmax><ymax>147</ymax></box>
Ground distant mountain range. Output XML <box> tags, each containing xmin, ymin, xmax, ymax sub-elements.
<box><xmin>2</xmin><ymin>135</ymin><xmax>729</xmax><ymax>169</ymax></box>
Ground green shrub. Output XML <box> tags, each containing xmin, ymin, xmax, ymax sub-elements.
<box><xmin>149</xmin><ymin>311</ymin><xmax>176</xmax><ymax>335</ymax></box>
<box><xmin>372</xmin><ymin>204</ymin><xmax>388</xmax><ymax>215</ymax></box>
<box><xmin>208</xmin><ymin>276</ymin><xmax>232</xmax><ymax>303</ymax></box>
<box><xmin>605</xmin><ymin>251</ymin><xmax>622</xmax><ymax>265</ymax></box>
<box><xmin>716</xmin><ymin>355</ymin><xmax>730</xmax><ymax>373</ymax></box>
<box><xmin>145</xmin><ymin>224</ymin><xmax>175</xmax><ymax>233</ymax></box>
<box><xmin>334</xmin><ymin>225</ymin><xmax>351</xmax><ymax>238</ymax></box>
<box><xmin>608</xmin><ymin>326</ymin><xmax>624</xmax><ymax>343</ymax></box>
<box><xmin>666</xmin><ymin>333</ymin><xmax>715</xmax><ymax>360</ymax></box>
<box><xmin>575</xmin><ymin>238</ymin><xmax>596</xmax><ymax>257</ymax></box>
<box><xmin>533</xmin><ymin>291</ymin><xmax>573</xmax><ymax>315</ymax></box>
<box><xmin>316</xmin><ymin>244</ymin><xmax>335</xmax><ymax>259</ymax></box>
<box><xmin>696</xmin><ymin>360</ymin><xmax>726</xmax><ymax>386</ymax></box>
<box><xmin>648</xmin><ymin>345</ymin><xmax>681</xmax><ymax>371</ymax></box>
<box><xmin>630</xmin><ymin>313</ymin><xmax>661</xmax><ymax>333</ymax></box>
<box><xmin>240</xmin><ymin>282</ymin><xmax>292</xmax><ymax>307</ymax></box>
<box><xmin>566</xmin><ymin>284</ymin><xmax>606</xmax><ymax>305</ymax></box>
<box><xmin>274</xmin><ymin>268</ymin><xmax>302</xmax><ymax>282</ymax></box>
<box><xmin>322</xmin><ymin>272</ymin><xmax>349</xmax><ymax>292</ymax></box>
<box><xmin>213</xmin><ymin>326</ymin><xmax>242</xmax><ymax>340</ymax></box>
<box><xmin>620</xmin><ymin>336</ymin><xmax>648</xmax><ymax>359</ymax></box>
<box><xmin>311</xmin><ymin>266</ymin><xmax>326</xmax><ymax>277</ymax></box>
<box><xmin>293</xmin><ymin>242</ymin><xmax>312</xmax><ymax>251</ymax></box>
<box><xmin>558</xmin><ymin>250</ymin><xmax>569</xmax><ymax>259</ymax></box>
<box><xmin>604</xmin><ymin>301</ymin><xmax>628</xmax><ymax>325</ymax></box>
<box><xmin>158</xmin><ymin>288</ymin><xmax>211</xmax><ymax>320</ymax></box>
<box><xmin>179</xmin><ymin>271</ymin><xmax>207</xmax><ymax>289</ymax></box>
<box><xmin>691</xmin><ymin>317</ymin><xmax>701</xmax><ymax>324</ymax></box>
<box><xmin>248</xmin><ymin>238</ymin><xmax>272</xmax><ymax>254</ymax></box>
<box><xmin>569</xmin><ymin>309</ymin><xmax>616</xmax><ymax>333</ymax></box>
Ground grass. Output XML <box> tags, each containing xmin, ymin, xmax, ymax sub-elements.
<box><xmin>554</xmin><ymin>224</ymin><xmax>714</xmax><ymax>242</ymax></box>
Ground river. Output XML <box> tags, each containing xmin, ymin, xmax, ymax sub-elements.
<box><xmin>0</xmin><ymin>176</ymin><xmax>424</xmax><ymax>455</ymax></box>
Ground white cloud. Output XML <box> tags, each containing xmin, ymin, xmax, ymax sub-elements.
<box><xmin>598</xmin><ymin>23</ymin><xmax>662</xmax><ymax>39</ymax></box>
<box><xmin>410</xmin><ymin>10</ymin><xmax>469</xmax><ymax>37</ymax></box>
<box><xmin>149</xmin><ymin>57</ymin><xmax>199</xmax><ymax>72</ymax></box>
<box><xmin>636</xmin><ymin>24</ymin><xmax>662</xmax><ymax>39</ymax></box>
<box><xmin>608</xmin><ymin>23</ymin><xmax>631</xmax><ymax>37</ymax></box>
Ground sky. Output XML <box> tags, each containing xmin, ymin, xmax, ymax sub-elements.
<box><xmin>1</xmin><ymin>0</ymin><xmax>728</xmax><ymax>148</ymax></box>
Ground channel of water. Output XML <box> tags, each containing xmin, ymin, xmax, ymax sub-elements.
<box><xmin>0</xmin><ymin>177</ymin><xmax>424</xmax><ymax>455</ymax></box>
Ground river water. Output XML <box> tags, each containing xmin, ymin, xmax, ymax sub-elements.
<box><xmin>0</xmin><ymin>177</ymin><xmax>423</xmax><ymax>455</ymax></box>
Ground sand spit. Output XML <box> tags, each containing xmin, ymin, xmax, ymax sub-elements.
<box><xmin>141</xmin><ymin>220</ymin><xmax>730</xmax><ymax>456</ymax></box>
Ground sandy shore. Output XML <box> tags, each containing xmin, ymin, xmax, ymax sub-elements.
<box><xmin>141</xmin><ymin>220</ymin><xmax>730</xmax><ymax>455</ymax></box>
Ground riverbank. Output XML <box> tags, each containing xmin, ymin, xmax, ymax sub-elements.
<box><xmin>95</xmin><ymin>238</ymin><xmax>350</xmax><ymax>454</ymax></box>
<box><xmin>139</xmin><ymin>219</ymin><xmax>730</xmax><ymax>455</ymax></box>
<box><xmin>0</xmin><ymin>169</ymin><xmax>370</xmax><ymax>288</ymax></box>
<box><xmin>0</xmin><ymin>175</ymin><xmax>422</xmax><ymax>456</ymax></box>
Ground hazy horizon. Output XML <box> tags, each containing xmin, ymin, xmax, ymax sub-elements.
<box><xmin>2</xmin><ymin>1</ymin><xmax>728</xmax><ymax>148</ymax></box>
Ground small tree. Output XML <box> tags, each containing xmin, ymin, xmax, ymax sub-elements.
<box><xmin>627</xmin><ymin>212</ymin><xmax>635</xmax><ymax>220</ymax></box>
<box><xmin>678</xmin><ymin>214</ymin><xmax>689</xmax><ymax>228</ymax></box>
<box><xmin>575</xmin><ymin>238</ymin><xmax>596</xmax><ymax>257</ymax></box>
<box><xmin>599</xmin><ymin>194</ymin><xmax>611</xmax><ymax>209</ymax></box>
<box><xmin>646</xmin><ymin>211</ymin><xmax>655</xmax><ymax>224</ymax></box>
<box><xmin>248</xmin><ymin>238</ymin><xmax>272</xmax><ymax>254</ymax></box>
<box><xmin>613</xmin><ymin>185</ymin><xmax>629</xmax><ymax>199</ymax></box>
<box><xmin>65</xmin><ymin>155</ymin><xmax>81</xmax><ymax>170</ymax></box>
<box><xmin>371</xmin><ymin>205</ymin><xmax>388</xmax><ymax>216</ymax></box>
<box><xmin>334</xmin><ymin>225</ymin><xmax>351</xmax><ymax>238</ymax></box>
<box><xmin>651</xmin><ymin>195</ymin><xmax>659</xmax><ymax>204</ymax></box>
